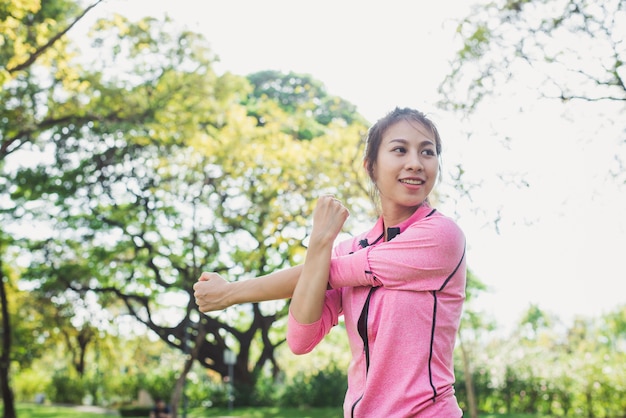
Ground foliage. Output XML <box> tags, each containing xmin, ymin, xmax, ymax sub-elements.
<box><xmin>1</xmin><ymin>2</ymin><xmax>108</xmax><ymax>415</ymax></box>
<box><xmin>438</xmin><ymin>4</ymin><xmax>626</xmax><ymax>413</ymax></box>
<box><xmin>139</xmin><ymin>368</ymin><xmax>177</xmax><ymax>405</ymax></box>
<box><xmin>453</xmin><ymin>304</ymin><xmax>626</xmax><ymax>417</ymax></box>
<box><xmin>184</xmin><ymin>376</ymin><xmax>229</xmax><ymax>408</ymax></box>
<box><xmin>12</xmin><ymin>326</ymin><xmax>181</xmax><ymax>407</ymax></box>
<box><xmin>246</xmin><ymin>70</ymin><xmax>366</xmax><ymax>129</ymax></box>
<box><xmin>0</xmin><ymin>254</ymin><xmax>49</xmax><ymax>369</ymax></box>
<box><xmin>2</xmin><ymin>1</ymin><xmax>371</xmax><ymax>408</ymax></box>
<box><xmin>118</xmin><ymin>406</ymin><xmax>152</xmax><ymax>417</ymax></box>
<box><xmin>3</xmin><ymin>2</ymin><xmax>625</xmax><ymax>417</ymax></box>
<box><xmin>46</xmin><ymin>369</ymin><xmax>86</xmax><ymax>404</ymax></box>
<box><xmin>247</xmin><ymin>372</ymin><xmax>280</xmax><ymax>406</ymax></box>
<box><xmin>12</xmin><ymin>368</ymin><xmax>51</xmax><ymax>403</ymax></box>
<box><xmin>279</xmin><ymin>365</ymin><xmax>346</xmax><ymax>408</ymax></box>
<box><xmin>439</xmin><ymin>0</ymin><xmax>626</xmax><ymax>111</ymax></box>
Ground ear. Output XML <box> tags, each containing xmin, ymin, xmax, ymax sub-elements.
<box><xmin>363</xmin><ymin>158</ymin><xmax>376</xmax><ymax>182</ymax></box>
<box><xmin>363</xmin><ymin>158</ymin><xmax>371</xmax><ymax>178</ymax></box>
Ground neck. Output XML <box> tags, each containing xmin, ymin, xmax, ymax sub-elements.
<box><xmin>381</xmin><ymin>202</ymin><xmax>424</xmax><ymax>240</ymax></box>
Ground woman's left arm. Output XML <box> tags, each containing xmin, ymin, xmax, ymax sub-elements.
<box><xmin>328</xmin><ymin>215</ymin><xmax>466</xmax><ymax>292</ymax></box>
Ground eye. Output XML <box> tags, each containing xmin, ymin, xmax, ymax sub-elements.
<box><xmin>421</xmin><ymin>148</ymin><xmax>436</xmax><ymax>156</ymax></box>
<box><xmin>392</xmin><ymin>146</ymin><xmax>407</xmax><ymax>154</ymax></box>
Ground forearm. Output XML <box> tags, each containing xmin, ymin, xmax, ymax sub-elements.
<box><xmin>195</xmin><ymin>265</ymin><xmax>303</xmax><ymax>312</ymax></box>
<box><xmin>196</xmin><ymin>196</ymin><xmax>346</xmax><ymax>315</ymax></box>
<box><xmin>289</xmin><ymin>239</ymin><xmax>333</xmax><ymax>323</ymax></box>
<box><xmin>229</xmin><ymin>264</ymin><xmax>303</xmax><ymax>305</ymax></box>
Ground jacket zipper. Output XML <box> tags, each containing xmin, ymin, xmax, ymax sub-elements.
<box><xmin>351</xmin><ymin>286</ymin><xmax>379</xmax><ymax>417</ymax></box>
<box><xmin>350</xmin><ymin>210</ymin><xmax>439</xmax><ymax>416</ymax></box>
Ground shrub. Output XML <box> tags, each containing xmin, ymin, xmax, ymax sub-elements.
<box><xmin>103</xmin><ymin>372</ymin><xmax>141</xmax><ymax>405</ymax></box>
<box><xmin>280</xmin><ymin>365</ymin><xmax>346</xmax><ymax>408</ymax></box>
<box><xmin>46</xmin><ymin>369</ymin><xmax>85</xmax><ymax>404</ymax></box>
<box><xmin>249</xmin><ymin>372</ymin><xmax>280</xmax><ymax>406</ymax></box>
<box><xmin>118</xmin><ymin>406</ymin><xmax>152</xmax><ymax>417</ymax></box>
<box><xmin>280</xmin><ymin>372</ymin><xmax>311</xmax><ymax>407</ymax></box>
<box><xmin>139</xmin><ymin>369</ymin><xmax>176</xmax><ymax>403</ymax></box>
<box><xmin>13</xmin><ymin>368</ymin><xmax>51</xmax><ymax>402</ymax></box>
<box><xmin>308</xmin><ymin>365</ymin><xmax>346</xmax><ymax>407</ymax></box>
<box><xmin>184</xmin><ymin>377</ymin><xmax>228</xmax><ymax>408</ymax></box>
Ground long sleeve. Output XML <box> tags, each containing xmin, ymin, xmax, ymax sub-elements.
<box><xmin>328</xmin><ymin>213</ymin><xmax>465</xmax><ymax>292</ymax></box>
<box><xmin>286</xmin><ymin>287</ymin><xmax>342</xmax><ymax>354</ymax></box>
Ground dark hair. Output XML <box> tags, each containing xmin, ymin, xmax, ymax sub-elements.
<box><xmin>363</xmin><ymin>107</ymin><xmax>442</xmax><ymax>208</ymax></box>
<box><xmin>363</xmin><ymin>107</ymin><xmax>442</xmax><ymax>181</ymax></box>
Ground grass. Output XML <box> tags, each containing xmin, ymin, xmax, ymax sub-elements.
<box><xmin>476</xmin><ymin>415</ymin><xmax>538</xmax><ymax>418</ymax></box>
<box><xmin>186</xmin><ymin>406</ymin><xmax>343</xmax><ymax>417</ymax></box>
<box><xmin>2</xmin><ymin>404</ymin><xmax>117</xmax><ymax>417</ymax></box>
<box><xmin>4</xmin><ymin>404</ymin><xmax>548</xmax><ymax>417</ymax></box>
<box><xmin>3</xmin><ymin>404</ymin><xmax>343</xmax><ymax>418</ymax></box>
<box><xmin>476</xmin><ymin>415</ymin><xmax>544</xmax><ymax>418</ymax></box>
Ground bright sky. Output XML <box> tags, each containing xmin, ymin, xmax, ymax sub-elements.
<box><xmin>80</xmin><ymin>0</ymin><xmax>626</xmax><ymax>332</ymax></box>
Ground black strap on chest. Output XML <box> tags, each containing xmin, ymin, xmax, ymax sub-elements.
<box><xmin>357</xmin><ymin>286</ymin><xmax>379</xmax><ymax>372</ymax></box>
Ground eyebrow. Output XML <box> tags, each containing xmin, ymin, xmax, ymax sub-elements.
<box><xmin>389</xmin><ymin>138</ymin><xmax>435</xmax><ymax>146</ymax></box>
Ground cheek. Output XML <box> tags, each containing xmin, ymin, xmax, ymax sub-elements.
<box><xmin>430</xmin><ymin>164</ymin><xmax>441</xmax><ymax>186</ymax></box>
<box><xmin>433</xmin><ymin>160</ymin><xmax>441</xmax><ymax>176</ymax></box>
<box><xmin>427</xmin><ymin>159</ymin><xmax>440</xmax><ymax>176</ymax></box>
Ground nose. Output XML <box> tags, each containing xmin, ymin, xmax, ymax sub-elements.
<box><xmin>406</xmin><ymin>152</ymin><xmax>423</xmax><ymax>171</ymax></box>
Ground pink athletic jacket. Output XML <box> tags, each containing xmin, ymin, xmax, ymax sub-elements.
<box><xmin>287</xmin><ymin>203</ymin><xmax>466</xmax><ymax>417</ymax></box>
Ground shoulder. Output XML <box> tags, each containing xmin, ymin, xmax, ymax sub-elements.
<box><xmin>409</xmin><ymin>210</ymin><xmax>465</xmax><ymax>247</ymax></box>
<box><xmin>427</xmin><ymin>211</ymin><xmax>464</xmax><ymax>233</ymax></box>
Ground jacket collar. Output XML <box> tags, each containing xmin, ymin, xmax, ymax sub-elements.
<box><xmin>364</xmin><ymin>203</ymin><xmax>435</xmax><ymax>245</ymax></box>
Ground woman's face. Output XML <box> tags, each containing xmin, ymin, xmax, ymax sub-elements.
<box><xmin>370</xmin><ymin>119</ymin><xmax>439</xmax><ymax>222</ymax></box>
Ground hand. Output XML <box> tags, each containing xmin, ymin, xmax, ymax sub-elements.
<box><xmin>309</xmin><ymin>195</ymin><xmax>349</xmax><ymax>246</ymax></box>
<box><xmin>193</xmin><ymin>272</ymin><xmax>232</xmax><ymax>312</ymax></box>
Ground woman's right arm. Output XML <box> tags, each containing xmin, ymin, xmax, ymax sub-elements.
<box><xmin>193</xmin><ymin>264</ymin><xmax>303</xmax><ymax>313</ymax></box>
<box><xmin>289</xmin><ymin>196</ymin><xmax>348</xmax><ymax>323</ymax></box>
<box><xmin>193</xmin><ymin>196</ymin><xmax>347</xmax><ymax>314</ymax></box>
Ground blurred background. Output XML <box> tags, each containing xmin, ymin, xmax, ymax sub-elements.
<box><xmin>1</xmin><ymin>0</ymin><xmax>624</xmax><ymax>417</ymax></box>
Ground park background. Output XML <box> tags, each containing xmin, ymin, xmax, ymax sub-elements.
<box><xmin>1</xmin><ymin>0</ymin><xmax>625</xmax><ymax>417</ymax></box>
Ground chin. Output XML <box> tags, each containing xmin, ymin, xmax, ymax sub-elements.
<box><xmin>401</xmin><ymin>200</ymin><xmax>425</xmax><ymax>209</ymax></box>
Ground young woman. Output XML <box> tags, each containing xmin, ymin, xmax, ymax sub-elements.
<box><xmin>194</xmin><ymin>107</ymin><xmax>466</xmax><ymax>417</ymax></box>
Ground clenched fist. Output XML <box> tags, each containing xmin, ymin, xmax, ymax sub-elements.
<box><xmin>309</xmin><ymin>195</ymin><xmax>349</xmax><ymax>246</ymax></box>
<box><xmin>193</xmin><ymin>272</ymin><xmax>232</xmax><ymax>313</ymax></box>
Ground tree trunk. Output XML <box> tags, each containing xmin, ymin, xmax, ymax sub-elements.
<box><xmin>0</xmin><ymin>263</ymin><xmax>16</xmax><ymax>418</ymax></box>
<box><xmin>586</xmin><ymin>388</ymin><xmax>595</xmax><ymax>418</ymax></box>
<box><xmin>170</xmin><ymin>324</ymin><xmax>207</xmax><ymax>418</ymax></box>
<box><xmin>459</xmin><ymin>336</ymin><xmax>478</xmax><ymax>418</ymax></box>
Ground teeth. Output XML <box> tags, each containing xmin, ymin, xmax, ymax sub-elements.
<box><xmin>401</xmin><ymin>179</ymin><xmax>422</xmax><ymax>185</ymax></box>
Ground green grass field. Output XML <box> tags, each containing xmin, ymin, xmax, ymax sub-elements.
<box><xmin>3</xmin><ymin>403</ymin><xmax>547</xmax><ymax>417</ymax></box>
<box><xmin>1</xmin><ymin>404</ymin><xmax>117</xmax><ymax>418</ymax></box>
<box><xmin>2</xmin><ymin>404</ymin><xmax>343</xmax><ymax>418</ymax></box>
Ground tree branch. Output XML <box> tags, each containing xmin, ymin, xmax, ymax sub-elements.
<box><xmin>7</xmin><ymin>0</ymin><xmax>106</xmax><ymax>74</ymax></box>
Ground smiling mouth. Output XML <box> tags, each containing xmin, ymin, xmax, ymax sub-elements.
<box><xmin>400</xmin><ymin>179</ymin><xmax>424</xmax><ymax>185</ymax></box>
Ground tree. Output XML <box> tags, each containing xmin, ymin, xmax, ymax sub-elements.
<box><xmin>437</xmin><ymin>4</ymin><xmax>625</xmax><ymax>412</ymax></box>
<box><xmin>4</xmin><ymin>7</ymin><xmax>371</xmax><ymax>416</ymax></box>
<box><xmin>598</xmin><ymin>305</ymin><xmax>626</xmax><ymax>416</ymax></box>
<box><xmin>439</xmin><ymin>0</ymin><xmax>625</xmax><ymax>112</ymax></box>
<box><xmin>0</xmin><ymin>239</ymin><xmax>16</xmax><ymax>418</ymax></box>
<box><xmin>438</xmin><ymin>0</ymin><xmax>626</xmax><ymax>205</ymax></box>
<box><xmin>455</xmin><ymin>269</ymin><xmax>496</xmax><ymax>418</ymax></box>
<box><xmin>247</xmin><ymin>70</ymin><xmax>365</xmax><ymax>132</ymax></box>
<box><xmin>1</xmin><ymin>1</ymin><xmax>106</xmax><ymax>416</ymax></box>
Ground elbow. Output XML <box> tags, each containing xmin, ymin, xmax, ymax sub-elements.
<box><xmin>286</xmin><ymin>307</ymin><xmax>327</xmax><ymax>354</ymax></box>
<box><xmin>286</xmin><ymin>334</ymin><xmax>315</xmax><ymax>355</ymax></box>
